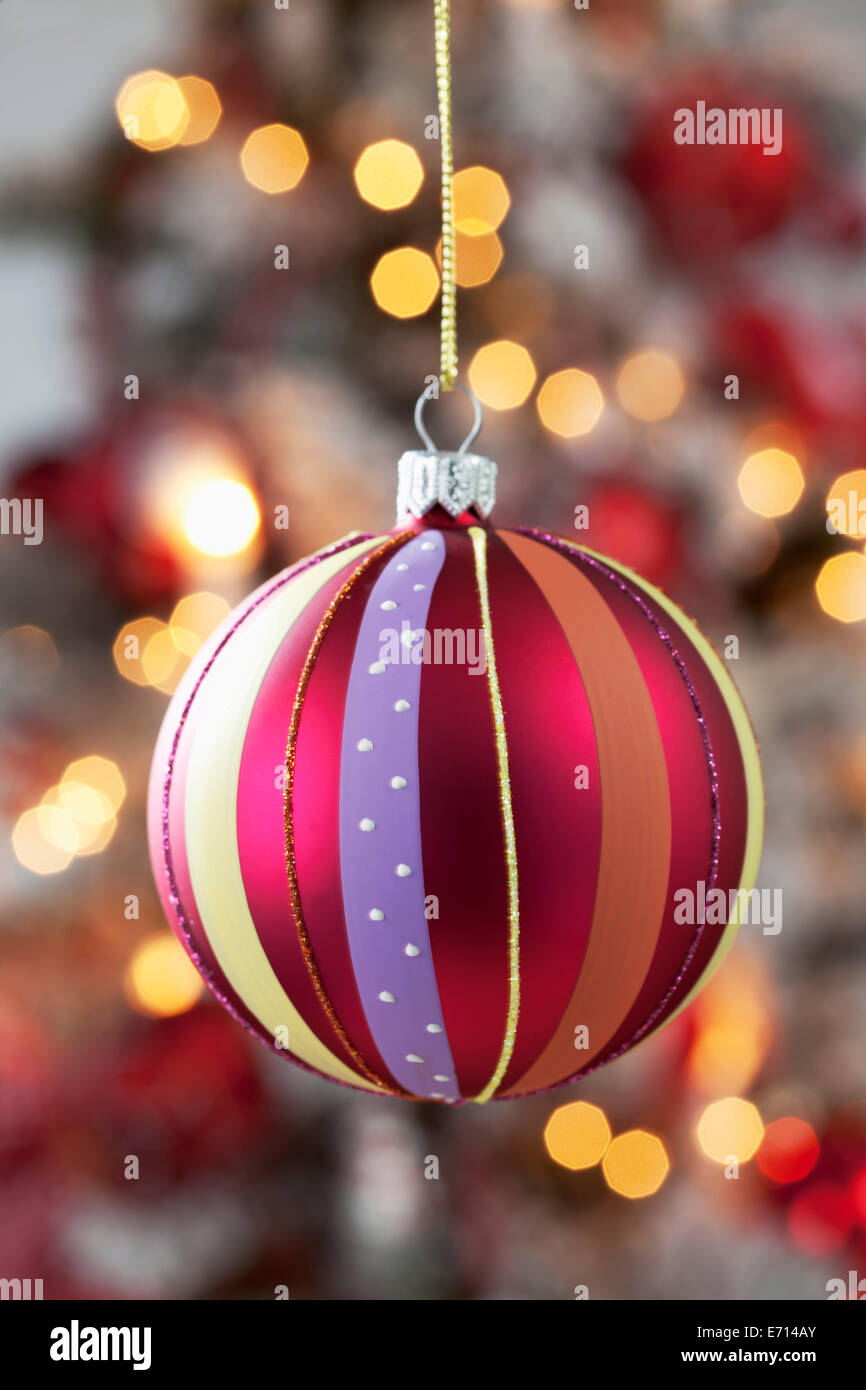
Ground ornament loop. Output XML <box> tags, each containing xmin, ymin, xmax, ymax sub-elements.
<box><xmin>414</xmin><ymin>382</ymin><xmax>483</xmax><ymax>457</ymax></box>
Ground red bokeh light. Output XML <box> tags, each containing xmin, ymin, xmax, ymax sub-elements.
<box><xmin>757</xmin><ymin>1117</ymin><xmax>820</xmax><ymax>1184</ymax></box>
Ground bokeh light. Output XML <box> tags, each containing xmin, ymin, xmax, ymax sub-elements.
<box><xmin>738</xmin><ymin>447</ymin><xmax>804</xmax><ymax>518</ymax></box>
<box><xmin>602</xmin><ymin>1130</ymin><xmax>670</xmax><ymax>1199</ymax></box>
<box><xmin>438</xmin><ymin>229</ymin><xmax>504</xmax><ymax>288</ymax></box>
<box><xmin>241</xmin><ymin>124</ymin><xmax>309</xmax><ymax>194</ymax></box>
<box><xmin>826</xmin><ymin>469</ymin><xmax>866</xmax><ymax>538</ymax></box>
<box><xmin>370</xmin><ymin>247</ymin><xmax>439</xmax><ymax>318</ymax></box>
<box><xmin>12</xmin><ymin>808</ymin><xmax>74</xmax><ymax>875</ymax></box>
<box><xmin>35</xmin><ymin>800</ymin><xmax>79</xmax><ymax>855</ymax></box>
<box><xmin>41</xmin><ymin>783</ymin><xmax>116</xmax><ymax>857</ymax></box>
<box><xmin>170</xmin><ymin>592</ymin><xmax>231</xmax><ymax>657</ymax></box>
<box><xmin>468</xmin><ymin>340</ymin><xmax>537</xmax><ymax>410</ymax></box>
<box><xmin>124</xmin><ymin>933</ymin><xmax>204</xmax><ymax>1018</ymax></box>
<box><xmin>354</xmin><ymin>139</ymin><xmax>424</xmax><ymax>210</ymax></box>
<box><xmin>115</xmin><ymin>70</ymin><xmax>189</xmax><ymax>151</ymax></box>
<box><xmin>175</xmin><ymin>76</ymin><xmax>222</xmax><ymax>146</ymax></box>
<box><xmin>815</xmin><ymin>552</ymin><xmax>866</xmax><ymax>623</ymax></box>
<box><xmin>113</xmin><ymin>617</ymin><xmax>166</xmax><ymax>687</ymax></box>
<box><xmin>143</xmin><ymin>627</ymin><xmax>186</xmax><ymax>695</ymax></box>
<box><xmin>537</xmin><ymin>368</ymin><xmax>604</xmax><ymax>438</ymax></box>
<box><xmin>62</xmin><ymin>757</ymin><xmax>125</xmax><ymax>815</ymax></box>
<box><xmin>453</xmin><ymin>166</ymin><xmax>510</xmax><ymax>235</ymax></box>
<box><xmin>183</xmin><ymin>478</ymin><xmax>261</xmax><ymax>557</ymax></box>
<box><xmin>757</xmin><ymin>1117</ymin><xmax>820</xmax><ymax>1184</ymax></box>
<box><xmin>697</xmin><ymin>1097</ymin><xmax>764</xmax><ymax>1164</ymax></box>
<box><xmin>616</xmin><ymin>350</ymin><xmax>685</xmax><ymax>422</ymax></box>
<box><xmin>544</xmin><ymin>1101</ymin><xmax>611</xmax><ymax>1171</ymax></box>
<box><xmin>138</xmin><ymin>429</ymin><xmax>259</xmax><ymax>566</ymax></box>
<box><xmin>685</xmin><ymin>956</ymin><xmax>772</xmax><ymax>1095</ymax></box>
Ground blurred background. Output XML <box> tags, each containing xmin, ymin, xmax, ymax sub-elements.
<box><xmin>2</xmin><ymin>0</ymin><xmax>866</xmax><ymax>1301</ymax></box>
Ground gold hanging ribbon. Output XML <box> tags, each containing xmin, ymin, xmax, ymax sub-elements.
<box><xmin>434</xmin><ymin>0</ymin><xmax>458</xmax><ymax>391</ymax></box>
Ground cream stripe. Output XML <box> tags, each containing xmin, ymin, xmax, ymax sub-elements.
<box><xmin>469</xmin><ymin>527</ymin><xmax>520</xmax><ymax>1104</ymax></box>
<box><xmin>184</xmin><ymin>537</ymin><xmax>385</xmax><ymax>1092</ymax></box>
<box><xmin>569</xmin><ymin>541</ymin><xmax>764</xmax><ymax>1019</ymax></box>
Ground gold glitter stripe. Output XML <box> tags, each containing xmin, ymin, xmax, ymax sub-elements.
<box><xmin>469</xmin><ymin>526</ymin><xmax>520</xmax><ymax>1103</ymax></box>
<box><xmin>284</xmin><ymin>533</ymin><xmax>411</xmax><ymax>1096</ymax></box>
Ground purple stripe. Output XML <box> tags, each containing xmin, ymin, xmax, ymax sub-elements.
<box><xmin>338</xmin><ymin>531</ymin><xmax>460</xmax><ymax>1101</ymax></box>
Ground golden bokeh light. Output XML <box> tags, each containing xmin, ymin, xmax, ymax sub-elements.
<box><xmin>62</xmin><ymin>757</ymin><xmax>125</xmax><ymax>815</ymax></box>
<box><xmin>469</xmin><ymin>340</ymin><xmax>537</xmax><ymax>410</ymax></box>
<box><xmin>616</xmin><ymin>350</ymin><xmax>685</xmax><ymax>422</ymax></box>
<box><xmin>175</xmin><ymin>76</ymin><xmax>222</xmax><ymax>146</ymax></box>
<box><xmin>685</xmin><ymin>957</ymin><xmax>772</xmax><ymax>1095</ymax></box>
<box><xmin>697</xmin><ymin>1097</ymin><xmax>764</xmax><ymax>1164</ymax></box>
<box><xmin>124</xmin><ymin>933</ymin><xmax>204</xmax><ymax>1018</ymax></box>
<box><xmin>453</xmin><ymin>166</ymin><xmax>510</xmax><ymax>235</ymax></box>
<box><xmin>370</xmin><ymin>247</ymin><xmax>440</xmax><ymax>318</ymax></box>
<box><xmin>544</xmin><ymin>1101</ymin><xmax>612</xmax><ymax>1171</ymax></box>
<box><xmin>36</xmin><ymin>800</ymin><xmax>80</xmax><ymax>856</ymax></box>
<box><xmin>738</xmin><ymin>447</ymin><xmax>804</xmax><ymax>518</ymax></box>
<box><xmin>41</xmin><ymin>783</ymin><xmax>117</xmax><ymax>856</ymax></box>
<box><xmin>537</xmin><ymin>368</ymin><xmax>604</xmax><ymax>438</ymax></box>
<box><xmin>183</xmin><ymin>478</ymin><xmax>261</xmax><ymax>558</ymax></box>
<box><xmin>602</xmin><ymin>1130</ymin><xmax>670</xmax><ymax>1199</ymax></box>
<box><xmin>113</xmin><ymin>617</ymin><xmax>165</xmax><ymax>686</ymax></box>
<box><xmin>170</xmin><ymin>592</ymin><xmax>231</xmax><ymax>658</ymax></box>
<box><xmin>826</xmin><ymin>469</ymin><xmax>866</xmax><ymax>539</ymax></box>
<box><xmin>241</xmin><ymin>123</ymin><xmax>309</xmax><ymax>194</ymax></box>
<box><xmin>115</xmin><ymin>70</ymin><xmax>189</xmax><ymax>152</ymax></box>
<box><xmin>143</xmin><ymin>628</ymin><xmax>186</xmax><ymax>695</ymax></box>
<box><xmin>353</xmin><ymin>139</ymin><xmax>424</xmax><ymax>210</ymax></box>
<box><xmin>12</xmin><ymin>808</ymin><xmax>74</xmax><ymax>875</ymax></box>
<box><xmin>437</xmin><ymin>229</ymin><xmax>503</xmax><ymax>288</ymax></box>
<box><xmin>12</xmin><ymin>757</ymin><xmax>124</xmax><ymax>874</ymax></box>
<box><xmin>815</xmin><ymin>552</ymin><xmax>866</xmax><ymax>623</ymax></box>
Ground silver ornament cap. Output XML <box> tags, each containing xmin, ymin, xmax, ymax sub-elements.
<box><xmin>396</xmin><ymin>383</ymin><xmax>497</xmax><ymax>523</ymax></box>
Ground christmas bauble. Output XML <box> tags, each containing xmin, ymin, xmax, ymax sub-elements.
<box><xmin>148</xmin><ymin>447</ymin><xmax>763</xmax><ymax>1104</ymax></box>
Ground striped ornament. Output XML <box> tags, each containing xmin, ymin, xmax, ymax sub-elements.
<box><xmin>147</xmin><ymin>519</ymin><xmax>763</xmax><ymax>1103</ymax></box>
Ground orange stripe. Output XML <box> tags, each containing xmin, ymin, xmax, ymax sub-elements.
<box><xmin>498</xmin><ymin>533</ymin><xmax>671</xmax><ymax>1096</ymax></box>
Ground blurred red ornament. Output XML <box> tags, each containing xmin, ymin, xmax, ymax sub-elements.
<box><xmin>85</xmin><ymin>1008</ymin><xmax>271</xmax><ymax>1186</ymax></box>
<box><xmin>581</xmin><ymin>481</ymin><xmax>684</xmax><ymax>588</ymax></box>
<box><xmin>11</xmin><ymin>438</ymin><xmax>181</xmax><ymax>609</ymax></box>
<box><xmin>10</xmin><ymin>403</ymin><xmax>259</xmax><ymax>608</ymax></box>
<box><xmin>715</xmin><ymin>298</ymin><xmax>866</xmax><ymax>445</ymax></box>
<box><xmin>624</xmin><ymin>72</ymin><xmax>814</xmax><ymax>259</ymax></box>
